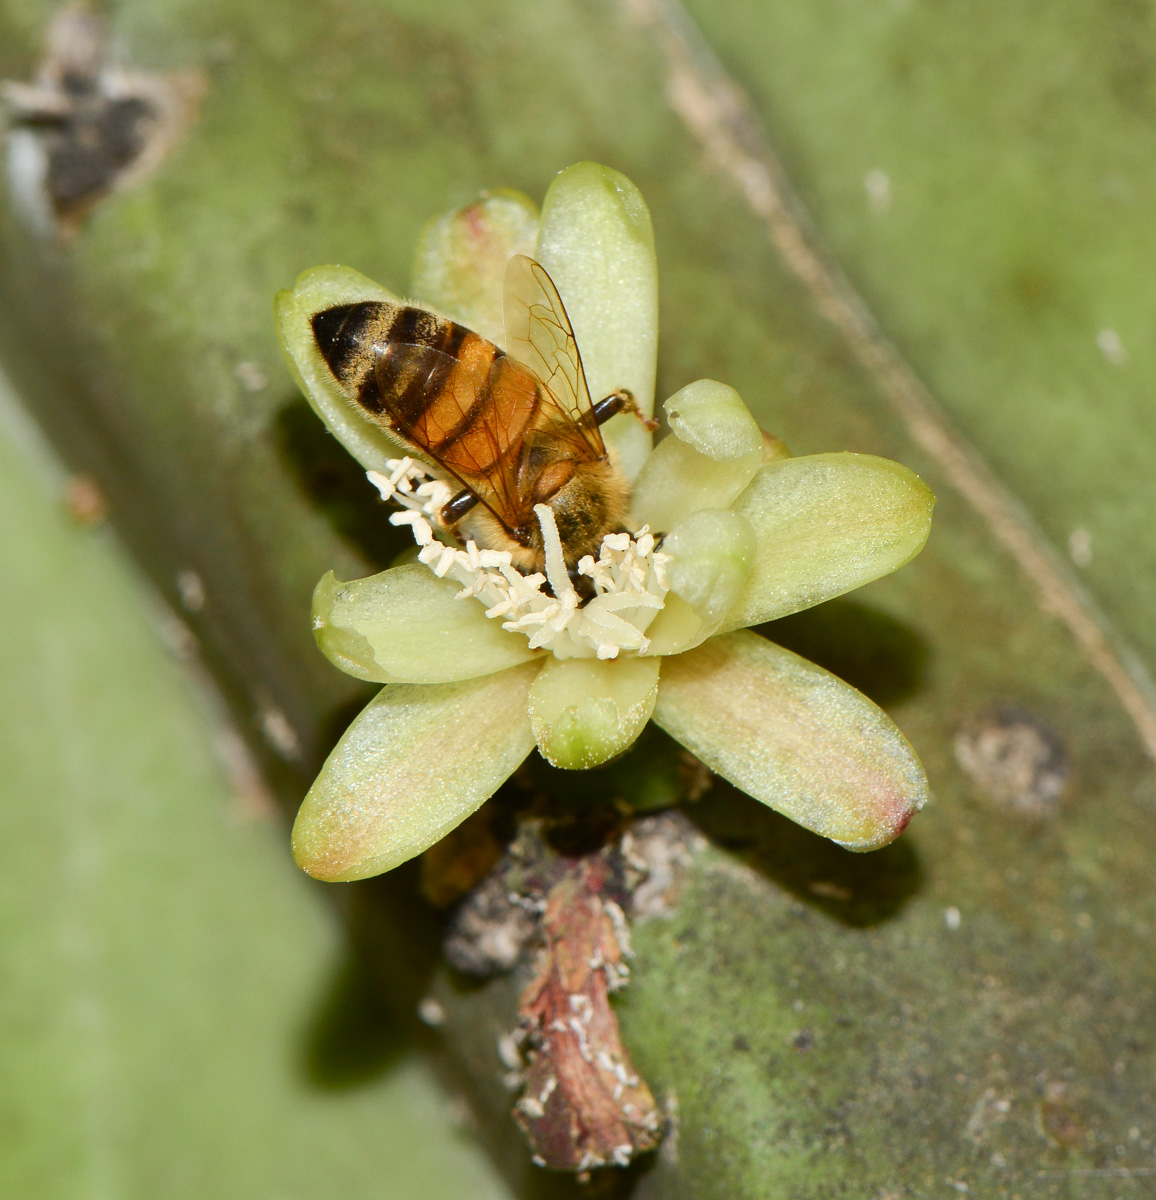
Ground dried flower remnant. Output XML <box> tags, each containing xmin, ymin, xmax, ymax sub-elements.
<box><xmin>439</xmin><ymin>815</ymin><xmax>696</xmax><ymax>1172</ymax></box>
<box><xmin>515</xmin><ymin>857</ymin><xmax>660</xmax><ymax>1172</ymax></box>
<box><xmin>275</xmin><ymin>163</ymin><xmax>936</xmax><ymax>886</ymax></box>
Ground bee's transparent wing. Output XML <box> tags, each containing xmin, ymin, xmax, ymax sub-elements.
<box><xmin>370</xmin><ymin>340</ymin><xmax>532</xmax><ymax>533</ymax></box>
<box><xmin>503</xmin><ymin>254</ymin><xmax>604</xmax><ymax>455</ymax></box>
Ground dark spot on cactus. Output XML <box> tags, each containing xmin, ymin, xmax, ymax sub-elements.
<box><xmin>45</xmin><ymin>96</ymin><xmax>155</xmax><ymax>213</ymax></box>
<box><xmin>3</xmin><ymin>7</ymin><xmax>203</xmax><ymax>231</ymax></box>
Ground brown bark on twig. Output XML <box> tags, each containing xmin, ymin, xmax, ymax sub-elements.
<box><xmin>514</xmin><ymin>855</ymin><xmax>660</xmax><ymax>1172</ymax></box>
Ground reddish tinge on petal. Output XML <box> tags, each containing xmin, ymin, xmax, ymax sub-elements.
<box><xmin>410</xmin><ymin>189</ymin><xmax>539</xmax><ymax>345</ymax></box>
<box><xmin>653</xmin><ymin>630</ymin><xmax>927</xmax><ymax>850</ymax></box>
<box><xmin>293</xmin><ymin>663</ymin><xmax>539</xmax><ymax>881</ymax></box>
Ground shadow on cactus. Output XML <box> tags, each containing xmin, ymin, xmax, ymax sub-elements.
<box><xmin>299</xmin><ymin>955</ymin><xmax>407</xmax><ymax>1091</ymax></box>
<box><xmin>690</xmin><ymin>785</ymin><xmax>924</xmax><ymax>928</ymax></box>
<box><xmin>762</xmin><ymin>597</ymin><xmax>930</xmax><ymax>709</ymax></box>
<box><xmin>275</xmin><ymin>396</ymin><xmax>417</xmax><ymax>568</ymax></box>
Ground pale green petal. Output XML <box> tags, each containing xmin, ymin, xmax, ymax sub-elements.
<box><xmin>643</xmin><ymin>509</ymin><xmax>756</xmax><ymax>655</ymax></box>
<box><xmin>293</xmin><ymin>663</ymin><xmax>539</xmax><ymax>881</ymax></box>
<box><xmin>664</xmin><ymin>379</ymin><xmax>762</xmax><ymax>461</ymax></box>
<box><xmin>535</xmin><ymin>162</ymin><xmax>658</xmax><ymax>481</ymax></box>
<box><xmin>274</xmin><ymin>265</ymin><xmax>411</xmax><ymax>472</ymax></box>
<box><xmin>631</xmin><ymin>433</ymin><xmax>763</xmax><ymax>532</ymax></box>
<box><xmin>411</xmin><ymin>190</ymin><xmax>539</xmax><ymax>346</ymax></box>
<box><xmin>637</xmin><ymin>593</ymin><xmax>701</xmax><ymax>659</ymax></box>
<box><xmin>312</xmin><ymin>565</ymin><xmax>541</xmax><ymax>684</ymax></box>
<box><xmin>723</xmin><ymin>453</ymin><xmax>935</xmax><ymax>630</ymax></box>
<box><xmin>654</xmin><ymin>631</ymin><xmax>927</xmax><ymax>850</ymax></box>
<box><xmin>527</xmin><ymin>655</ymin><xmax>660</xmax><ymax>769</ymax></box>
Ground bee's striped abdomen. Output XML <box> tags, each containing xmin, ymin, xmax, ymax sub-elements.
<box><xmin>377</xmin><ymin>307</ymin><xmax>467</xmax><ymax>429</ymax></box>
<box><xmin>311</xmin><ymin>301</ymin><xmax>540</xmax><ymax>476</ymax></box>
<box><xmin>425</xmin><ymin>334</ymin><xmax>540</xmax><ymax>474</ymax></box>
<box><xmin>310</xmin><ymin>301</ymin><xmax>394</xmax><ymax>414</ymax></box>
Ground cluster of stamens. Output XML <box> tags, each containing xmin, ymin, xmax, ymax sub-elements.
<box><xmin>367</xmin><ymin>459</ymin><xmax>670</xmax><ymax>660</ymax></box>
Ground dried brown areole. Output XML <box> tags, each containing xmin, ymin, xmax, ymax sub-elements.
<box><xmin>513</xmin><ymin>856</ymin><xmax>661</xmax><ymax>1173</ymax></box>
<box><xmin>437</xmin><ymin>812</ymin><xmax>703</xmax><ymax>1174</ymax></box>
<box><xmin>2</xmin><ymin>5</ymin><xmax>203</xmax><ymax>234</ymax></box>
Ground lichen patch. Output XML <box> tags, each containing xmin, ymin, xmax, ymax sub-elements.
<box><xmin>954</xmin><ymin>707</ymin><xmax>1068</xmax><ymax>818</ymax></box>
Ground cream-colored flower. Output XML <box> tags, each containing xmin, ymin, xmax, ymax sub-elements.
<box><xmin>275</xmin><ymin>163</ymin><xmax>934</xmax><ymax>882</ymax></box>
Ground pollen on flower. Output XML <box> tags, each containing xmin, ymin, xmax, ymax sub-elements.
<box><xmin>368</xmin><ymin>460</ymin><xmax>670</xmax><ymax>660</ymax></box>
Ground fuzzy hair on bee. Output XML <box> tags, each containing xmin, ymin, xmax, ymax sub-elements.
<box><xmin>462</xmin><ymin>455</ymin><xmax>630</xmax><ymax>575</ymax></box>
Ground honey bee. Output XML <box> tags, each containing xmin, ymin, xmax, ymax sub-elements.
<box><xmin>309</xmin><ymin>254</ymin><xmax>636</xmax><ymax>581</ymax></box>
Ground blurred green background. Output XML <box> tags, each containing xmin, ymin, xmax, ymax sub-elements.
<box><xmin>0</xmin><ymin>376</ymin><xmax>513</xmax><ymax>1197</ymax></box>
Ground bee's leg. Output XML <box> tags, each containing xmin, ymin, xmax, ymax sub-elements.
<box><xmin>568</xmin><ymin>566</ymin><xmax>597</xmax><ymax>604</ymax></box>
<box><xmin>440</xmin><ymin>488</ymin><xmax>479</xmax><ymax>526</ymax></box>
<box><xmin>592</xmin><ymin>388</ymin><xmax>659</xmax><ymax>432</ymax></box>
<box><xmin>591</xmin><ymin>390</ymin><xmax>629</xmax><ymax>425</ymax></box>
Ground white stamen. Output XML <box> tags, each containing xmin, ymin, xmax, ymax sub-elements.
<box><xmin>369</xmin><ymin>461</ymin><xmax>670</xmax><ymax>660</ymax></box>
<box><xmin>366</xmin><ymin>469</ymin><xmax>395</xmax><ymax>502</ymax></box>
<box><xmin>534</xmin><ymin>503</ymin><xmax>575</xmax><ymax>601</ymax></box>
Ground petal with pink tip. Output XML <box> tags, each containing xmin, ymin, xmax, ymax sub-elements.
<box><xmin>293</xmin><ymin>663</ymin><xmax>539</xmax><ymax>881</ymax></box>
<box><xmin>654</xmin><ymin>630</ymin><xmax>927</xmax><ymax>850</ymax></box>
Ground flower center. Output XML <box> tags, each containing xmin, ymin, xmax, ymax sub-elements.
<box><xmin>367</xmin><ymin>459</ymin><xmax>670</xmax><ymax>660</ymax></box>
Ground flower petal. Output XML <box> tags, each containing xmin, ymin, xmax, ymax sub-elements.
<box><xmin>664</xmin><ymin>379</ymin><xmax>762</xmax><ymax>461</ymax></box>
<box><xmin>630</xmin><ymin>433</ymin><xmax>762</xmax><ymax>532</ymax></box>
<box><xmin>313</xmin><ymin>565</ymin><xmax>541</xmax><ymax>684</ymax></box>
<box><xmin>724</xmin><ymin>453</ymin><xmax>935</xmax><ymax>630</ymax></box>
<box><xmin>653</xmin><ymin>631</ymin><xmax>927</xmax><ymax>849</ymax></box>
<box><xmin>411</xmin><ymin>190</ymin><xmax>539</xmax><ymax>346</ymax></box>
<box><xmin>643</xmin><ymin>509</ymin><xmax>756</xmax><ymax>655</ymax></box>
<box><xmin>275</xmin><ymin>265</ymin><xmax>411</xmax><ymax>471</ymax></box>
<box><xmin>535</xmin><ymin>163</ymin><xmax>658</xmax><ymax>481</ymax></box>
<box><xmin>293</xmin><ymin>663</ymin><xmax>539</xmax><ymax>881</ymax></box>
<box><xmin>527</xmin><ymin>655</ymin><xmax>660</xmax><ymax>769</ymax></box>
